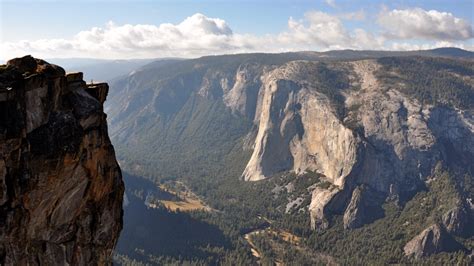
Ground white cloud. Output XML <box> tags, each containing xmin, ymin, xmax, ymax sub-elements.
<box><xmin>352</xmin><ymin>29</ymin><xmax>385</xmax><ymax>50</ymax></box>
<box><xmin>278</xmin><ymin>11</ymin><xmax>351</xmax><ymax>49</ymax></box>
<box><xmin>1</xmin><ymin>9</ymin><xmax>472</xmax><ymax>60</ymax></box>
<box><xmin>1</xmin><ymin>14</ymin><xmax>252</xmax><ymax>57</ymax></box>
<box><xmin>277</xmin><ymin>11</ymin><xmax>384</xmax><ymax>51</ymax></box>
<box><xmin>1</xmin><ymin>13</ymin><xmax>246</xmax><ymax>59</ymax></box>
<box><xmin>0</xmin><ymin>12</ymin><xmax>368</xmax><ymax>59</ymax></box>
<box><xmin>325</xmin><ymin>0</ymin><xmax>337</xmax><ymax>8</ymax></box>
<box><xmin>378</xmin><ymin>7</ymin><xmax>473</xmax><ymax>40</ymax></box>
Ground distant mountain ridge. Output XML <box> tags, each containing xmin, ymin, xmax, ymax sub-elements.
<box><xmin>46</xmin><ymin>58</ymin><xmax>159</xmax><ymax>82</ymax></box>
<box><xmin>26</xmin><ymin>47</ymin><xmax>473</xmax><ymax>83</ymax></box>
<box><xmin>299</xmin><ymin>47</ymin><xmax>474</xmax><ymax>60</ymax></box>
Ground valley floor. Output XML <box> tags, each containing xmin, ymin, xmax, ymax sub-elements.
<box><xmin>150</xmin><ymin>181</ymin><xmax>214</xmax><ymax>212</ymax></box>
<box><xmin>115</xmin><ymin>170</ymin><xmax>473</xmax><ymax>265</ymax></box>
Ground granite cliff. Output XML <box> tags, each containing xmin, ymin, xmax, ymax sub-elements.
<box><xmin>242</xmin><ymin>59</ymin><xmax>474</xmax><ymax>234</ymax></box>
<box><xmin>0</xmin><ymin>56</ymin><xmax>124</xmax><ymax>265</ymax></box>
<box><xmin>106</xmin><ymin>50</ymin><xmax>473</xmax><ymax>261</ymax></box>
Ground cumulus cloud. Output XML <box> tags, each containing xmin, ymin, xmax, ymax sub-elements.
<box><xmin>1</xmin><ymin>13</ymin><xmax>248</xmax><ymax>59</ymax></box>
<box><xmin>1</xmin><ymin>12</ymin><xmax>371</xmax><ymax>59</ymax></box>
<box><xmin>277</xmin><ymin>11</ymin><xmax>384</xmax><ymax>51</ymax></box>
<box><xmin>278</xmin><ymin>11</ymin><xmax>351</xmax><ymax>49</ymax></box>
<box><xmin>1</xmin><ymin>9</ymin><xmax>472</xmax><ymax>59</ymax></box>
<box><xmin>378</xmin><ymin>7</ymin><xmax>473</xmax><ymax>40</ymax></box>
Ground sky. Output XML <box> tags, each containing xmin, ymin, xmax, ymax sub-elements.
<box><xmin>0</xmin><ymin>0</ymin><xmax>473</xmax><ymax>60</ymax></box>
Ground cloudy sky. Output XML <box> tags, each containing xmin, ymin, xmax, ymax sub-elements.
<box><xmin>0</xmin><ymin>0</ymin><xmax>473</xmax><ymax>60</ymax></box>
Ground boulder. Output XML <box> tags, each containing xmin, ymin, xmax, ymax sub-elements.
<box><xmin>343</xmin><ymin>185</ymin><xmax>385</xmax><ymax>229</ymax></box>
<box><xmin>404</xmin><ymin>224</ymin><xmax>463</xmax><ymax>258</ymax></box>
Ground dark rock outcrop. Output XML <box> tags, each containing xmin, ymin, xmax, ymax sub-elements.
<box><xmin>442</xmin><ymin>205</ymin><xmax>471</xmax><ymax>236</ymax></box>
<box><xmin>404</xmin><ymin>224</ymin><xmax>463</xmax><ymax>258</ymax></box>
<box><xmin>0</xmin><ymin>56</ymin><xmax>124</xmax><ymax>265</ymax></box>
<box><xmin>343</xmin><ymin>186</ymin><xmax>384</xmax><ymax>229</ymax></box>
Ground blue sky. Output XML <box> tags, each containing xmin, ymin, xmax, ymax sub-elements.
<box><xmin>1</xmin><ymin>0</ymin><xmax>473</xmax><ymax>59</ymax></box>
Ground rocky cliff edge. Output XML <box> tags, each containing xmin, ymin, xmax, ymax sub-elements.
<box><xmin>0</xmin><ymin>56</ymin><xmax>124</xmax><ymax>265</ymax></box>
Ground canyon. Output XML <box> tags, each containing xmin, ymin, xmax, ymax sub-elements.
<box><xmin>108</xmin><ymin>49</ymin><xmax>473</xmax><ymax>263</ymax></box>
